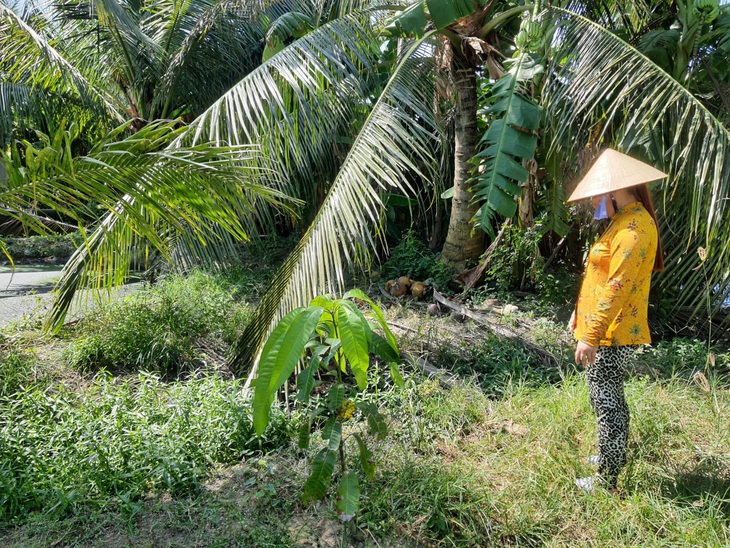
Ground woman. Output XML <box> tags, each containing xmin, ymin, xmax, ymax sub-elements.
<box><xmin>567</xmin><ymin>148</ymin><xmax>667</xmax><ymax>493</ymax></box>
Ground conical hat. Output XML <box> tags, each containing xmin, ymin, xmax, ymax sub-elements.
<box><xmin>567</xmin><ymin>149</ymin><xmax>667</xmax><ymax>202</ymax></box>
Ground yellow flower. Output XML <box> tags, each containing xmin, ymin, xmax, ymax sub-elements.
<box><xmin>339</xmin><ymin>400</ymin><xmax>356</xmax><ymax>420</ymax></box>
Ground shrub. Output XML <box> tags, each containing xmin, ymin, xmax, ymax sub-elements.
<box><xmin>1</xmin><ymin>233</ymin><xmax>83</xmax><ymax>262</ymax></box>
<box><xmin>65</xmin><ymin>270</ymin><xmax>250</xmax><ymax>376</ymax></box>
<box><xmin>640</xmin><ymin>338</ymin><xmax>729</xmax><ymax>381</ymax></box>
<box><xmin>253</xmin><ymin>291</ymin><xmax>402</xmax><ymax>521</ymax></box>
<box><xmin>379</xmin><ymin>231</ymin><xmax>454</xmax><ymax>289</ymax></box>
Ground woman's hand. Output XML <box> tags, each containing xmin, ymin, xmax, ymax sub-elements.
<box><xmin>575</xmin><ymin>341</ymin><xmax>597</xmax><ymax>368</ymax></box>
<box><xmin>569</xmin><ymin>310</ymin><xmax>576</xmax><ymax>332</ymax></box>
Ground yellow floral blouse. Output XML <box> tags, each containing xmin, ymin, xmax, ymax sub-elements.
<box><xmin>574</xmin><ymin>202</ymin><xmax>657</xmax><ymax>347</ymax></box>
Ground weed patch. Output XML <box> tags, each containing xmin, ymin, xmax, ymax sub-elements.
<box><xmin>0</xmin><ymin>373</ymin><xmax>294</xmax><ymax>526</ymax></box>
<box><xmin>64</xmin><ymin>270</ymin><xmax>251</xmax><ymax>376</ymax></box>
<box><xmin>378</xmin><ymin>231</ymin><xmax>454</xmax><ymax>289</ymax></box>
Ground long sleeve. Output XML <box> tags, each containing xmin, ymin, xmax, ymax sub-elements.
<box><xmin>574</xmin><ymin>203</ymin><xmax>657</xmax><ymax>347</ymax></box>
<box><xmin>580</xmin><ymin>227</ymin><xmax>651</xmax><ymax>346</ymax></box>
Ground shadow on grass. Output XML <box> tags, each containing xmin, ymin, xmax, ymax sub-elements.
<box><xmin>661</xmin><ymin>458</ymin><xmax>730</xmax><ymax>515</ymax></box>
<box><xmin>429</xmin><ymin>335</ymin><xmax>579</xmax><ymax>397</ymax></box>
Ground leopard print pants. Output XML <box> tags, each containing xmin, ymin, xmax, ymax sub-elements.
<box><xmin>586</xmin><ymin>345</ymin><xmax>638</xmax><ymax>489</ymax></box>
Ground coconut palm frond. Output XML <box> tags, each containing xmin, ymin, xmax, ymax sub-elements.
<box><xmin>168</xmin><ymin>221</ymin><xmax>243</xmax><ymax>272</ymax></box>
<box><xmin>43</xmin><ymin>12</ymin><xmax>386</xmax><ymax>330</ymax></box>
<box><xmin>175</xmin><ymin>13</ymin><xmax>386</xmax><ymax>201</ymax></box>
<box><xmin>0</xmin><ymin>82</ymin><xmax>32</xmax><ymax>146</ymax></box>
<box><xmin>564</xmin><ymin>0</ymin><xmax>659</xmax><ymax>38</ymax></box>
<box><xmin>5</xmin><ymin>121</ymin><xmax>294</xmax><ymax>330</ymax></box>
<box><xmin>0</xmin><ymin>4</ymin><xmax>124</xmax><ymax>125</ymax></box>
<box><xmin>543</xmin><ymin>6</ymin><xmax>730</xmax><ymax>321</ymax></box>
<box><xmin>231</xmin><ymin>38</ymin><xmax>439</xmax><ymax>379</ymax></box>
<box><xmin>151</xmin><ymin>0</ymin><xmax>273</xmax><ymax>118</ymax></box>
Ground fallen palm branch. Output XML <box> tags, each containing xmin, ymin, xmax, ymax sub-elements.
<box><xmin>432</xmin><ymin>289</ymin><xmax>559</xmax><ymax>366</ymax></box>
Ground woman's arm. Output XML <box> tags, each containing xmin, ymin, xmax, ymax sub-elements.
<box><xmin>580</xmin><ymin>226</ymin><xmax>655</xmax><ymax>347</ymax></box>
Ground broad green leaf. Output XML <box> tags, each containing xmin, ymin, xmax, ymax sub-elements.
<box><xmin>541</xmin><ymin>181</ymin><xmax>570</xmax><ymax>237</ymax></box>
<box><xmin>336</xmin><ymin>471</ymin><xmax>360</xmax><ymax>520</ymax></box>
<box><xmin>426</xmin><ymin>0</ymin><xmax>477</xmax><ymax>30</ymax></box>
<box><xmin>310</xmin><ymin>294</ymin><xmax>335</xmax><ymax>309</ymax></box>
<box><xmin>298</xmin><ymin>417</ymin><xmax>311</xmax><ymax>450</ymax></box>
<box><xmin>296</xmin><ymin>357</ymin><xmax>321</xmax><ymax>404</ymax></box>
<box><xmin>503</xmin><ymin>95</ymin><xmax>542</xmax><ymax>131</ymax></box>
<box><xmin>354</xmin><ymin>434</ymin><xmax>375</xmax><ymax>479</ymax></box>
<box><xmin>385</xmin><ymin>1</ymin><xmax>427</xmax><ymax>38</ymax></box>
<box><xmin>253</xmin><ymin>306</ymin><xmax>324</xmax><ymax>435</ymax></box>
<box><xmin>484</xmin><ymin>122</ymin><xmax>538</xmax><ymax>159</ymax></box>
<box><xmin>337</xmin><ymin>301</ymin><xmax>371</xmax><ymax>390</ymax></box>
<box><xmin>343</xmin><ymin>288</ymin><xmax>399</xmax><ymax>358</ymax></box>
<box><xmin>389</xmin><ymin>362</ymin><xmax>405</xmax><ymax>387</ymax></box>
<box><xmin>303</xmin><ymin>449</ymin><xmax>337</xmax><ymax>504</ymax></box>
<box><xmin>369</xmin><ymin>332</ymin><xmax>400</xmax><ymax>363</ymax></box>
<box><xmin>262</xmin><ymin>40</ymin><xmax>286</xmax><ymax>62</ymax></box>
<box><xmin>383</xmin><ymin>193</ymin><xmax>418</xmax><ymax>207</ymax></box>
<box><xmin>470</xmin><ymin>55</ymin><xmax>541</xmax><ymax>236</ymax></box>
<box><xmin>327</xmin><ymin>383</ymin><xmax>345</xmax><ymax>413</ymax></box>
<box><xmin>322</xmin><ymin>416</ymin><xmax>342</xmax><ymax>451</ymax></box>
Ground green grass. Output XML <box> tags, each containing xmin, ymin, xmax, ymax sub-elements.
<box><xmin>1</xmin><ymin>362</ymin><xmax>728</xmax><ymax>546</ymax></box>
<box><xmin>1</xmin><ymin>270</ymin><xmax>728</xmax><ymax>546</ymax></box>
<box><xmin>362</xmin><ymin>372</ymin><xmax>730</xmax><ymax>546</ymax></box>
<box><xmin>0</xmin><ymin>372</ymin><xmax>295</xmax><ymax>527</ymax></box>
<box><xmin>64</xmin><ymin>269</ymin><xmax>253</xmax><ymax>377</ymax></box>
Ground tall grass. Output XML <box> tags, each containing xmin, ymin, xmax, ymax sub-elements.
<box><xmin>64</xmin><ymin>270</ymin><xmax>252</xmax><ymax>376</ymax></box>
<box><xmin>363</xmin><ymin>369</ymin><xmax>730</xmax><ymax>546</ymax></box>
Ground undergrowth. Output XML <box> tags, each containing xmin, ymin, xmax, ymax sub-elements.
<box><xmin>378</xmin><ymin>231</ymin><xmax>455</xmax><ymax>289</ymax></box>
<box><xmin>0</xmin><ymin>372</ymin><xmax>295</xmax><ymax>527</ymax></box>
<box><xmin>63</xmin><ymin>270</ymin><xmax>252</xmax><ymax>377</ymax></box>
<box><xmin>1</xmin><ymin>233</ymin><xmax>84</xmax><ymax>263</ymax></box>
<box><xmin>1</xmin><ymin>268</ymin><xmax>729</xmax><ymax>546</ymax></box>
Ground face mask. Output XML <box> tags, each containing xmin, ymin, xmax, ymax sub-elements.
<box><xmin>593</xmin><ymin>196</ymin><xmax>609</xmax><ymax>220</ymax></box>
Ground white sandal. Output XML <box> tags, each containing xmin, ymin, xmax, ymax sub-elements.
<box><xmin>575</xmin><ymin>476</ymin><xmax>602</xmax><ymax>493</ymax></box>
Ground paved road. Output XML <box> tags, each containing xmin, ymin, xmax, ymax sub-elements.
<box><xmin>0</xmin><ymin>266</ymin><xmax>63</xmax><ymax>326</ymax></box>
<box><xmin>0</xmin><ymin>265</ymin><xmax>140</xmax><ymax>327</ymax></box>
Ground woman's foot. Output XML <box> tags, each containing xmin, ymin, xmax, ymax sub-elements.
<box><xmin>575</xmin><ymin>476</ymin><xmax>602</xmax><ymax>493</ymax></box>
<box><xmin>575</xmin><ymin>476</ymin><xmax>619</xmax><ymax>495</ymax></box>
<box><xmin>586</xmin><ymin>455</ymin><xmax>600</xmax><ymax>466</ymax></box>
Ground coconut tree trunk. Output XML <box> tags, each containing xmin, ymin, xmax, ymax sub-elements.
<box><xmin>440</xmin><ymin>54</ymin><xmax>484</xmax><ymax>268</ymax></box>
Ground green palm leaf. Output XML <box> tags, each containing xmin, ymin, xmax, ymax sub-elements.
<box><xmin>175</xmin><ymin>13</ymin><xmax>386</xmax><ymax>202</ymax></box>
<box><xmin>543</xmin><ymin>6</ymin><xmax>730</xmax><ymax>322</ymax></box>
<box><xmin>231</xmin><ymin>38</ymin><xmax>439</xmax><ymax>377</ymax></box>
<box><xmin>43</xmin><ymin>13</ymin><xmax>383</xmax><ymax>327</ymax></box>
<box><xmin>23</xmin><ymin>122</ymin><xmax>293</xmax><ymax>329</ymax></box>
<box><xmin>0</xmin><ymin>4</ymin><xmax>124</xmax><ymax>126</ymax></box>
<box><xmin>150</xmin><ymin>0</ymin><xmax>277</xmax><ymax>118</ymax></box>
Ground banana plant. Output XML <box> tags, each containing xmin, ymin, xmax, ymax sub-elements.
<box><xmin>252</xmin><ymin>289</ymin><xmax>401</xmax><ymax>520</ymax></box>
<box><xmin>468</xmin><ymin>51</ymin><xmax>543</xmax><ymax>238</ymax></box>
